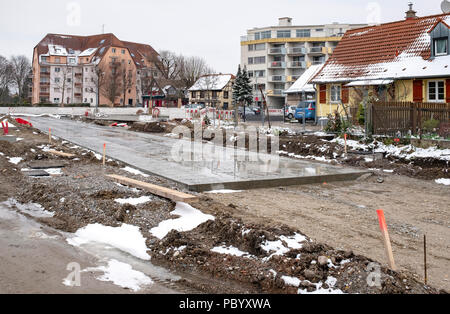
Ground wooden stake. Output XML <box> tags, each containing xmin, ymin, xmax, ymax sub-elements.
<box><xmin>376</xmin><ymin>209</ymin><xmax>396</xmax><ymax>270</ymax></box>
<box><xmin>424</xmin><ymin>234</ymin><xmax>428</xmax><ymax>285</ymax></box>
<box><xmin>344</xmin><ymin>133</ymin><xmax>348</xmax><ymax>155</ymax></box>
<box><xmin>49</xmin><ymin>128</ymin><xmax>52</xmax><ymax>144</ymax></box>
<box><xmin>102</xmin><ymin>143</ymin><xmax>106</xmax><ymax>166</ymax></box>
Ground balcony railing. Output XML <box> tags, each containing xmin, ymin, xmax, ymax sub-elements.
<box><xmin>74</xmin><ymin>93</ymin><xmax>82</xmax><ymax>97</ymax></box>
<box><xmin>267</xmin><ymin>62</ymin><xmax>286</xmax><ymax>69</ymax></box>
<box><xmin>268</xmin><ymin>47</ymin><xmax>286</xmax><ymax>55</ymax></box>
<box><xmin>287</xmin><ymin>47</ymin><xmax>306</xmax><ymax>55</ymax></box>
<box><xmin>309</xmin><ymin>47</ymin><xmax>325</xmax><ymax>53</ymax></box>
<box><xmin>312</xmin><ymin>60</ymin><xmax>325</xmax><ymax>65</ymax></box>
<box><xmin>74</xmin><ymin>73</ymin><xmax>83</xmax><ymax>77</ymax></box>
<box><xmin>40</xmin><ymin>71</ymin><xmax>50</xmax><ymax>76</ymax></box>
<box><xmin>288</xmin><ymin>61</ymin><xmax>306</xmax><ymax>68</ymax></box>
<box><xmin>74</xmin><ymin>83</ymin><xmax>82</xmax><ymax>87</ymax></box>
<box><xmin>39</xmin><ymin>92</ymin><xmax>50</xmax><ymax>97</ymax></box>
<box><xmin>267</xmin><ymin>89</ymin><xmax>285</xmax><ymax>97</ymax></box>
<box><xmin>269</xmin><ymin>75</ymin><xmax>286</xmax><ymax>82</ymax></box>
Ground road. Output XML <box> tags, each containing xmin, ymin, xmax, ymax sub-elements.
<box><xmin>0</xmin><ymin>202</ymin><xmax>182</xmax><ymax>294</ymax></box>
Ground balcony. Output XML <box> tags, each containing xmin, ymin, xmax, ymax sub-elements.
<box><xmin>39</xmin><ymin>82</ymin><xmax>50</xmax><ymax>86</ymax></box>
<box><xmin>287</xmin><ymin>47</ymin><xmax>306</xmax><ymax>55</ymax></box>
<box><xmin>74</xmin><ymin>82</ymin><xmax>82</xmax><ymax>88</ymax></box>
<box><xmin>39</xmin><ymin>92</ymin><xmax>50</xmax><ymax>97</ymax></box>
<box><xmin>74</xmin><ymin>93</ymin><xmax>82</xmax><ymax>97</ymax></box>
<box><xmin>287</xmin><ymin>75</ymin><xmax>301</xmax><ymax>82</ymax></box>
<box><xmin>309</xmin><ymin>47</ymin><xmax>325</xmax><ymax>54</ymax></box>
<box><xmin>268</xmin><ymin>47</ymin><xmax>286</xmax><ymax>55</ymax></box>
<box><xmin>269</xmin><ymin>75</ymin><xmax>286</xmax><ymax>82</ymax></box>
<box><xmin>267</xmin><ymin>62</ymin><xmax>286</xmax><ymax>69</ymax></box>
<box><xmin>40</xmin><ymin>71</ymin><xmax>50</xmax><ymax>76</ymax></box>
<box><xmin>288</xmin><ymin>61</ymin><xmax>306</xmax><ymax>69</ymax></box>
<box><xmin>267</xmin><ymin>89</ymin><xmax>285</xmax><ymax>97</ymax></box>
<box><xmin>312</xmin><ymin>60</ymin><xmax>325</xmax><ymax>65</ymax></box>
<box><xmin>74</xmin><ymin>73</ymin><xmax>83</xmax><ymax>77</ymax></box>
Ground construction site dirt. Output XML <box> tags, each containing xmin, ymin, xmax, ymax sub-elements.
<box><xmin>0</xmin><ymin>117</ymin><xmax>448</xmax><ymax>294</ymax></box>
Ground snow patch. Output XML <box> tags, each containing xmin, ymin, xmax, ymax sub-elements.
<box><xmin>122</xmin><ymin>167</ymin><xmax>149</xmax><ymax>178</ymax></box>
<box><xmin>67</xmin><ymin>223</ymin><xmax>150</xmax><ymax>260</ymax></box>
<box><xmin>211</xmin><ymin>245</ymin><xmax>254</xmax><ymax>258</ymax></box>
<box><xmin>435</xmin><ymin>178</ymin><xmax>450</xmax><ymax>186</ymax></box>
<box><xmin>150</xmin><ymin>202</ymin><xmax>214</xmax><ymax>239</ymax></box>
<box><xmin>115</xmin><ymin>196</ymin><xmax>152</xmax><ymax>205</ymax></box>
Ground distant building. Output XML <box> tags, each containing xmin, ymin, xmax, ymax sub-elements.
<box><xmin>31</xmin><ymin>33</ymin><xmax>158</xmax><ymax>106</ymax></box>
<box><xmin>188</xmin><ymin>74</ymin><xmax>235</xmax><ymax>109</ymax></box>
<box><xmin>240</xmin><ymin>17</ymin><xmax>367</xmax><ymax>108</ymax></box>
<box><xmin>285</xmin><ymin>64</ymin><xmax>322</xmax><ymax>107</ymax></box>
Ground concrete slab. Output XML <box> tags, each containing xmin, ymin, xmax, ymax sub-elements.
<box><xmin>28</xmin><ymin>117</ymin><xmax>368</xmax><ymax>192</ymax></box>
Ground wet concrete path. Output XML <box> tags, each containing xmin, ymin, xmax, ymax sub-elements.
<box><xmin>28</xmin><ymin>117</ymin><xmax>366</xmax><ymax>191</ymax></box>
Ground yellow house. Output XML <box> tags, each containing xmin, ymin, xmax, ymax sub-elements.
<box><xmin>311</xmin><ymin>9</ymin><xmax>450</xmax><ymax>119</ymax></box>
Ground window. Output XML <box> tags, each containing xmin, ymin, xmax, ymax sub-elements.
<box><xmin>296</xmin><ymin>29</ymin><xmax>311</xmax><ymax>37</ymax></box>
<box><xmin>250</xmin><ymin>56</ymin><xmax>265</xmax><ymax>64</ymax></box>
<box><xmin>55</xmin><ymin>78</ymin><xmax>60</xmax><ymax>83</ymax></box>
<box><xmin>200</xmin><ymin>91</ymin><xmax>205</xmax><ymax>98</ymax></box>
<box><xmin>255</xmin><ymin>70</ymin><xmax>265</xmax><ymax>78</ymax></box>
<box><xmin>248</xmin><ymin>43</ymin><xmax>265</xmax><ymax>51</ymax></box>
<box><xmin>55</xmin><ymin>68</ymin><xmax>60</xmax><ymax>73</ymax></box>
<box><xmin>330</xmin><ymin>85</ymin><xmax>341</xmax><ymax>102</ymax></box>
<box><xmin>428</xmin><ymin>81</ymin><xmax>445</xmax><ymax>102</ymax></box>
<box><xmin>68</xmin><ymin>58</ymin><xmax>76</xmax><ymax>64</ymax></box>
<box><xmin>112</xmin><ymin>48</ymin><xmax>116</xmax><ymax>53</ymax></box>
<box><xmin>67</xmin><ymin>78</ymin><xmax>72</xmax><ymax>83</ymax></box>
<box><xmin>248</xmin><ymin>71</ymin><xmax>254</xmax><ymax>78</ymax></box>
<box><xmin>277</xmin><ymin>30</ymin><xmax>291</xmax><ymax>38</ymax></box>
<box><xmin>55</xmin><ymin>57</ymin><xmax>60</xmax><ymax>63</ymax></box>
<box><xmin>315</xmin><ymin>28</ymin><xmax>324</xmax><ymax>32</ymax></box>
<box><xmin>261</xmin><ymin>31</ymin><xmax>271</xmax><ymax>39</ymax></box>
<box><xmin>212</xmin><ymin>91</ymin><xmax>218</xmax><ymax>98</ymax></box>
<box><xmin>191</xmin><ymin>91</ymin><xmax>197</xmax><ymax>98</ymax></box>
<box><xmin>223</xmin><ymin>91</ymin><xmax>229</xmax><ymax>99</ymax></box>
<box><xmin>53</xmin><ymin>98</ymin><xmax>60</xmax><ymax>103</ymax></box>
<box><xmin>54</xmin><ymin>88</ymin><xmax>60</xmax><ymax>92</ymax></box>
<box><xmin>90</xmin><ymin>98</ymin><xmax>93</xmax><ymax>103</ymax></box>
<box><xmin>121</xmin><ymin>49</ymin><xmax>126</xmax><ymax>54</ymax></box>
<box><xmin>434</xmin><ymin>38</ymin><xmax>448</xmax><ymax>56</ymax></box>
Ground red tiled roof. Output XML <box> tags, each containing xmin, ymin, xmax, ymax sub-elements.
<box><xmin>312</xmin><ymin>13</ymin><xmax>450</xmax><ymax>83</ymax></box>
<box><xmin>34</xmin><ymin>33</ymin><xmax>158</xmax><ymax>68</ymax></box>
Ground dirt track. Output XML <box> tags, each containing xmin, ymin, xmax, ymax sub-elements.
<box><xmin>206</xmin><ymin>173</ymin><xmax>450</xmax><ymax>291</ymax></box>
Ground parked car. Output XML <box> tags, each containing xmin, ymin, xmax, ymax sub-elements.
<box><xmin>285</xmin><ymin>106</ymin><xmax>297</xmax><ymax>120</ymax></box>
<box><xmin>294</xmin><ymin>101</ymin><xmax>316</xmax><ymax>123</ymax></box>
<box><xmin>250</xmin><ymin>106</ymin><xmax>261</xmax><ymax>115</ymax></box>
<box><xmin>238</xmin><ymin>107</ymin><xmax>256</xmax><ymax>119</ymax></box>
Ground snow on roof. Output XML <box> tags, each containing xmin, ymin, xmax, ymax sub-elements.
<box><xmin>312</xmin><ymin>13</ymin><xmax>450</xmax><ymax>83</ymax></box>
<box><xmin>79</xmin><ymin>48</ymin><xmax>97</xmax><ymax>57</ymax></box>
<box><xmin>188</xmin><ymin>74</ymin><xmax>233</xmax><ymax>91</ymax></box>
<box><xmin>285</xmin><ymin>65</ymin><xmax>323</xmax><ymax>94</ymax></box>
<box><xmin>345</xmin><ymin>79</ymin><xmax>394</xmax><ymax>86</ymax></box>
<box><xmin>48</xmin><ymin>45</ymin><xmax>68</xmax><ymax>56</ymax></box>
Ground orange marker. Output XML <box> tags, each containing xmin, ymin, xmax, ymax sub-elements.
<box><xmin>103</xmin><ymin>143</ymin><xmax>106</xmax><ymax>166</ymax></box>
<box><xmin>377</xmin><ymin>209</ymin><xmax>396</xmax><ymax>270</ymax></box>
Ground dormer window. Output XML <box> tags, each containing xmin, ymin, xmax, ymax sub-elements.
<box><xmin>434</xmin><ymin>38</ymin><xmax>448</xmax><ymax>56</ymax></box>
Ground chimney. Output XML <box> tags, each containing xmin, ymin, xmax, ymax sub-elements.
<box><xmin>405</xmin><ymin>2</ymin><xmax>417</xmax><ymax>19</ymax></box>
<box><xmin>278</xmin><ymin>17</ymin><xmax>292</xmax><ymax>27</ymax></box>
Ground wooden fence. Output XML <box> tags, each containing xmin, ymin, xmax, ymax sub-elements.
<box><xmin>367</xmin><ymin>101</ymin><xmax>450</xmax><ymax>136</ymax></box>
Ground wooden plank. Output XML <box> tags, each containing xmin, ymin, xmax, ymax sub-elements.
<box><xmin>106</xmin><ymin>174</ymin><xmax>199</xmax><ymax>203</ymax></box>
<box><xmin>47</xmin><ymin>149</ymin><xmax>76</xmax><ymax>158</ymax></box>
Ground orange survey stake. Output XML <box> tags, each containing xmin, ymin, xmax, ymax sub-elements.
<box><xmin>377</xmin><ymin>209</ymin><xmax>388</xmax><ymax>231</ymax></box>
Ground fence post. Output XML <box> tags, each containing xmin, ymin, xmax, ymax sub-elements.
<box><xmin>412</xmin><ymin>102</ymin><xmax>417</xmax><ymax>135</ymax></box>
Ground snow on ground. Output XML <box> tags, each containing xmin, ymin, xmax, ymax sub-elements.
<box><xmin>298</xmin><ymin>277</ymin><xmax>344</xmax><ymax>294</ymax></box>
<box><xmin>67</xmin><ymin>223</ymin><xmax>151</xmax><ymax>260</ymax></box>
<box><xmin>121</xmin><ymin>166</ymin><xmax>150</xmax><ymax>178</ymax></box>
<box><xmin>44</xmin><ymin>168</ymin><xmax>64</xmax><ymax>175</ymax></box>
<box><xmin>115</xmin><ymin>196</ymin><xmax>152</xmax><ymax>205</ymax></box>
<box><xmin>277</xmin><ymin>150</ymin><xmax>334</xmax><ymax>163</ymax></box>
<box><xmin>211</xmin><ymin>245</ymin><xmax>254</xmax><ymax>258</ymax></box>
<box><xmin>7</xmin><ymin>157</ymin><xmax>23</xmax><ymax>165</ymax></box>
<box><xmin>261</xmin><ymin>233</ymin><xmax>307</xmax><ymax>260</ymax></box>
<box><xmin>281</xmin><ymin>276</ymin><xmax>301</xmax><ymax>287</ymax></box>
<box><xmin>206</xmin><ymin>189</ymin><xmax>244</xmax><ymax>194</ymax></box>
<box><xmin>5</xmin><ymin>199</ymin><xmax>54</xmax><ymax>218</ymax></box>
<box><xmin>150</xmin><ymin>202</ymin><xmax>214</xmax><ymax>239</ymax></box>
<box><xmin>114</xmin><ymin>183</ymin><xmax>141</xmax><ymax>193</ymax></box>
<box><xmin>435</xmin><ymin>178</ymin><xmax>450</xmax><ymax>186</ymax></box>
<box><xmin>81</xmin><ymin>259</ymin><xmax>153</xmax><ymax>292</ymax></box>
<box><xmin>333</xmin><ymin>138</ymin><xmax>450</xmax><ymax>161</ymax></box>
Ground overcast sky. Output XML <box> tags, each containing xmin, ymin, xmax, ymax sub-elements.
<box><xmin>0</xmin><ymin>0</ymin><xmax>445</xmax><ymax>73</ymax></box>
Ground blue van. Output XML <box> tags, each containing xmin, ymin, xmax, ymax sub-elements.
<box><xmin>294</xmin><ymin>100</ymin><xmax>316</xmax><ymax>122</ymax></box>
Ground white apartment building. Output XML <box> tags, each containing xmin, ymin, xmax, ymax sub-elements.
<box><xmin>240</xmin><ymin>17</ymin><xmax>367</xmax><ymax>108</ymax></box>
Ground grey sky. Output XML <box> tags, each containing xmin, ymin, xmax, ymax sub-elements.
<box><xmin>0</xmin><ymin>0</ymin><xmax>445</xmax><ymax>73</ymax></box>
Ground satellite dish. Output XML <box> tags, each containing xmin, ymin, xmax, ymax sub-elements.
<box><xmin>442</xmin><ymin>0</ymin><xmax>450</xmax><ymax>13</ymax></box>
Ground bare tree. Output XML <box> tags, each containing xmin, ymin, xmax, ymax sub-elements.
<box><xmin>53</xmin><ymin>60</ymin><xmax>70</xmax><ymax>106</ymax></box>
<box><xmin>0</xmin><ymin>56</ymin><xmax>13</xmax><ymax>103</ymax></box>
<box><xmin>93</xmin><ymin>63</ymin><xmax>107</xmax><ymax>108</ymax></box>
<box><xmin>120</xmin><ymin>63</ymin><xmax>133</xmax><ymax>106</ymax></box>
<box><xmin>101</xmin><ymin>60</ymin><xmax>122</xmax><ymax>106</ymax></box>
<box><xmin>179</xmin><ymin>56</ymin><xmax>214</xmax><ymax>91</ymax></box>
<box><xmin>10</xmin><ymin>55</ymin><xmax>31</xmax><ymax>104</ymax></box>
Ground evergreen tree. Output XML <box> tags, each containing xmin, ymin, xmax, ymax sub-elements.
<box><xmin>232</xmin><ymin>65</ymin><xmax>253</xmax><ymax>122</ymax></box>
<box><xmin>232</xmin><ymin>65</ymin><xmax>243</xmax><ymax>124</ymax></box>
